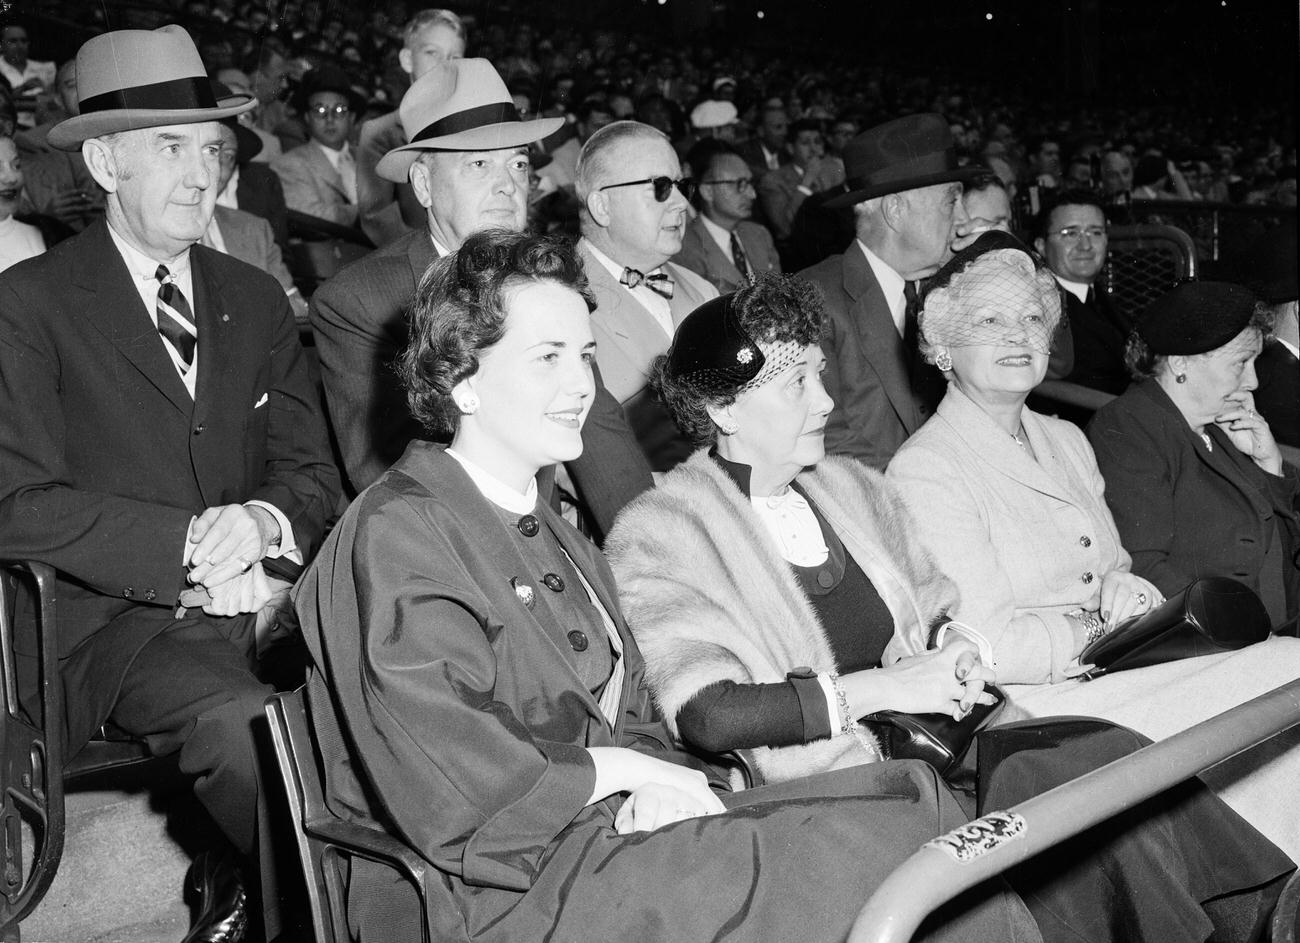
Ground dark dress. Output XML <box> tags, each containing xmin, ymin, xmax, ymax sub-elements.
<box><xmin>666</xmin><ymin>455</ymin><xmax>1294</xmax><ymax>943</ymax></box>
<box><xmin>1089</xmin><ymin>379</ymin><xmax>1300</xmax><ymax>626</ymax></box>
<box><xmin>294</xmin><ymin>444</ymin><xmax>1044</xmax><ymax>942</ymax></box>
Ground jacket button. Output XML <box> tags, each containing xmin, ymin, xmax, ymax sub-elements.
<box><xmin>193</xmin><ymin>423</ymin><xmax>205</xmax><ymax>435</ymax></box>
<box><xmin>517</xmin><ymin>515</ymin><xmax>539</xmax><ymax>537</ymax></box>
<box><xmin>122</xmin><ymin>587</ymin><xmax>134</xmax><ymax>598</ymax></box>
<box><xmin>144</xmin><ymin>588</ymin><xmax>156</xmax><ymax>601</ymax></box>
<box><xmin>543</xmin><ymin>573</ymin><xmax>565</xmax><ymax>592</ymax></box>
<box><xmin>1079</xmin><ymin>536</ymin><xmax>1092</xmax><ymax>548</ymax></box>
<box><xmin>1082</xmin><ymin>572</ymin><xmax>1094</xmax><ymax>584</ymax></box>
<box><xmin>567</xmin><ymin>630</ymin><xmax>589</xmax><ymax>652</ymax></box>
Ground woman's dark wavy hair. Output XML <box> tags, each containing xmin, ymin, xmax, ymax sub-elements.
<box><xmin>651</xmin><ymin>272</ymin><xmax>826</xmax><ymax>447</ymax></box>
<box><xmin>399</xmin><ymin>229</ymin><xmax>595</xmax><ymax>438</ymax></box>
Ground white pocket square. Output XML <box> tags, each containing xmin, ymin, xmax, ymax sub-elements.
<box><xmin>253</xmin><ymin>393</ymin><xmax>269</xmax><ymax>409</ymax></box>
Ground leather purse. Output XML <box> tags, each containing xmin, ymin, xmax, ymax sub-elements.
<box><xmin>865</xmin><ymin>684</ymin><xmax>1006</xmax><ymax>779</ymax></box>
<box><xmin>1079</xmin><ymin>577</ymin><xmax>1270</xmax><ymax>678</ymax></box>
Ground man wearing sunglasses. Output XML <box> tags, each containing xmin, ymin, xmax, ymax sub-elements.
<box><xmin>270</xmin><ymin>64</ymin><xmax>364</xmax><ymax>227</ymax></box>
<box><xmin>674</xmin><ymin>140</ymin><xmax>781</xmax><ymax>294</ymax></box>
<box><xmin>576</xmin><ymin>120</ymin><xmax>719</xmax><ymax>472</ymax></box>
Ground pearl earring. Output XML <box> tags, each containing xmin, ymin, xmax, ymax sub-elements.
<box><xmin>457</xmin><ymin>395</ymin><xmax>479</xmax><ymax>414</ymax></box>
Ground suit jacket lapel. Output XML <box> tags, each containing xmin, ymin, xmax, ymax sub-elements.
<box><xmin>581</xmin><ymin>243</ymin><xmax>669</xmax><ymax>401</ymax></box>
<box><xmin>689</xmin><ymin>218</ymin><xmax>742</xmax><ymax>287</ymax></box>
<box><xmin>843</xmin><ymin>246</ymin><xmax>921</xmax><ymax>431</ymax></box>
<box><xmin>308</xmin><ymin>144</ymin><xmax>347</xmax><ymax>199</ymax></box>
<box><xmin>191</xmin><ymin>248</ymin><xmax>239</xmax><ymax>411</ymax></box>
<box><xmin>406</xmin><ymin>229</ymin><xmax>437</xmax><ymax>289</ymax></box>
<box><xmin>71</xmin><ymin>221</ymin><xmax>193</xmax><ymax>417</ymax></box>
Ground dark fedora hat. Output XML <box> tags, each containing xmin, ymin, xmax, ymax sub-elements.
<box><xmin>49</xmin><ymin>25</ymin><xmax>255</xmax><ymax>150</ymax></box>
<box><xmin>211</xmin><ymin>81</ymin><xmax>263</xmax><ymax>164</ymax></box>
<box><xmin>291</xmin><ymin>63</ymin><xmax>367</xmax><ymax>117</ymax></box>
<box><xmin>825</xmin><ymin>113</ymin><xmax>983</xmax><ymax>209</ymax></box>
<box><xmin>1137</xmin><ymin>281</ymin><xmax>1259</xmax><ymax>356</ymax></box>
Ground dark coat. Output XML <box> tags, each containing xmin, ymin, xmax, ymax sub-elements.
<box><xmin>307</xmin><ymin>231</ymin><xmax>654</xmax><ymax>535</ymax></box>
<box><xmin>800</xmin><ymin>245</ymin><xmax>933</xmax><ymax>469</ymax></box>
<box><xmin>1062</xmin><ymin>286</ymin><xmax>1132</xmax><ymax>395</ymax></box>
<box><xmin>1254</xmin><ymin>339</ymin><xmax>1299</xmax><ymax>448</ymax></box>
<box><xmin>0</xmin><ymin>219</ymin><xmax>340</xmax><ymax>749</ymax></box>
<box><xmin>1088</xmin><ymin>379</ymin><xmax>1300</xmax><ymax>625</ymax></box>
<box><xmin>236</xmin><ymin>160</ymin><xmax>290</xmax><ymax>250</ymax></box>
<box><xmin>294</xmin><ymin>443</ymin><xmax>1041</xmax><ymax>943</ymax></box>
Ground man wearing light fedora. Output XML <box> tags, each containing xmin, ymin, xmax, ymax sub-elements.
<box><xmin>0</xmin><ymin>24</ymin><xmax>340</xmax><ymax>941</ymax></box>
<box><xmin>800</xmin><ymin>113</ymin><xmax>985</xmax><ymax>469</ymax></box>
<box><xmin>309</xmin><ymin>58</ymin><xmax>653</xmax><ymax>537</ymax></box>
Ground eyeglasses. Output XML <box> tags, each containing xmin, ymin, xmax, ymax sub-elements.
<box><xmin>307</xmin><ymin>103</ymin><xmax>351</xmax><ymax>119</ymax></box>
<box><xmin>1050</xmin><ymin>225</ymin><xmax>1107</xmax><ymax>243</ymax></box>
<box><xmin>700</xmin><ymin>177</ymin><xmax>755</xmax><ymax>193</ymax></box>
<box><xmin>599</xmin><ymin>175</ymin><xmax>696</xmax><ymax>202</ymax></box>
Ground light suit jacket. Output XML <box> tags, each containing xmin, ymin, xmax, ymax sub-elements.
<box><xmin>271</xmin><ymin>141</ymin><xmax>358</xmax><ymax>227</ymax></box>
<box><xmin>671</xmin><ymin>216</ymin><xmax>780</xmax><ymax>294</ymax></box>
<box><xmin>211</xmin><ymin>205</ymin><xmax>295</xmax><ymax>294</ymax></box>
<box><xmin>580</xmin><ymin>239</ymin><xmax>717</xmax><ymax>471</ymax></box>
<box><xmin>888</xmin><ymin>385</ymin><xmax>1130</xmax><ymax>684</ymax></box>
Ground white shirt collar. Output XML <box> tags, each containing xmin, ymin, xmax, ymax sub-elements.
<box><xmin>698</xmin><ymin>212</ymin><xmax>734</xmax><ymax>255</ymax></box>
<box><xmin>857</xmin><ymin>240</ymin><xmax>908</xmax><ymax>335</ymax></box>
<box><xmin>314</xmin><ymin>140</ymin><xmax>350</xmax><ymax>172</ymax></box>
<box><xmin>581</xmin><ymin>237</ymin><xmax>674</xmax><ymax>336</ymax></box>
<box><xmin>107</xmin><ymin>222</ymin><xmax>191</xmax><ymax>280</ymax></box>
<box><xmin>429</xmin><ymin>232</ymin><xmax>450</xmax><ymax>258</ymax></box>
<box><xmin>1276</xmin><ymin>336</ymin><xmax>1300</xmax><ymax>360</ymax></box>
<box><xmin>446</xmin><ymin>448</ymin><xmax>539</xmax><ymax>515</ymax></box>
<box><xmin>216</xmin><ymin>165</ymin><xmax>241</xmax><ymax>210</ymax></box>
<box><xmin>1053</xmin><ymin>275</ymin><xmax>1091</xmax><ymax>303</ymax></box>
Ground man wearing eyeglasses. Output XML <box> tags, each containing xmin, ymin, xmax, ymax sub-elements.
<box><xmin>1033</xmin><ymin>189</ymin><xmax>1131</xmax><ymax>395</ymax></box>
<box><xmin>674</xmin><ymin>140</ymin><xmax>780</xmax><ymax>294</ymax></box>
<box><xmin>576</xmin><ymin>120</ymin><xmax>719</xmax><ymax>471</ymax></box>
<box><xmin>270</xmin><ymin>64</ymin><xmax>362</xmax><ymax>227</ymax></box>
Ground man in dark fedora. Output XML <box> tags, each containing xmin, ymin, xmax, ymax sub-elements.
<box><xmin>270</xmin><ymin>63</ymin><xmax>366</xmax><ymax>227</ymax></box>
<box><xmin>799</xmin><ymin>113</ymin><xmax>984</xmax><ymax>469</ymax></box>
<box><xmin>0</xmin><ymin>24</ymin><xmax>340</xmax><ymax>941</ymax></box>
<box><xmin>310</xmin><ymin>59</ymin><xmax>653</xmax><ymax>536</ymax></box>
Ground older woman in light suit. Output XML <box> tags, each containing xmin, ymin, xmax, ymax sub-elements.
<box><xmin>888</xmin><ymin>231</ymin><xmax>1300</xmax><ymax>860</ymax></box>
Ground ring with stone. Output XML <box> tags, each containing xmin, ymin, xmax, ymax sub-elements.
<box><xmin>1134</xmin><ymin>591</ymin><xmax>1147</xmax><ymax>605</ymax></box>
<box><xmin>238</xmin><ymin>558</ymin><xmax>253</xmax><ymax>573</ymax></box>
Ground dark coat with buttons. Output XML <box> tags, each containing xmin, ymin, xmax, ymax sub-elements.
<box><xmin>1087</xmin><ymin>379</ymin><xmax>1300</xmax><ymax>625</ymax></box>
<box><xmin>294</xmin><ymin>442</ymin><xmax>1042</xmax><ymax>943</ymax></box>
<box><xmin>888</xmin><ymin>385</ymin><xmax>1131</xmax><ymax>684</ymax></box>
<box><xmin>0</xmin><ymin>218</ymin><xmax>340</xmax><ymax>751</ymax></box>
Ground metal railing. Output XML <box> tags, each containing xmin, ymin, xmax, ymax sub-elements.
<box><xmin>849</xmin><ymin>678</ymin><xmax>1300</xmax><ymax>943</ymax></box>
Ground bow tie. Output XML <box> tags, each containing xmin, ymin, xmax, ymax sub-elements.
<box><xmin>620</xmin><ymin>267</ymin><xmax>675</xmax><ymax>299</ymax></box>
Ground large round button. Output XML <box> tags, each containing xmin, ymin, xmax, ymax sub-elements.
<box><xmin>517</xmin><ymin>515</ymin><xmax>540</xmax><ymax>537</ymax></box>
<box><xmin>543</xmin><ymin>573</ymin><xmax>565</xmax><ymax>592</ymax></box>
<box><xmin>567</xmin><ymin>630</ymin><xmax>589</xmax><ymax>652</ymax></box>
<box><xmin>816</xmin><ymin>570</ymin><xmax>835</xmax><ymax>588</ymax></box>
<box><xmin>1079</xmin><ymin>536</ymin><xmax>1092</xmax><ymax>548</ymax></box>
<box><xmin>1082</xmin><ymin>572</ymin><xmax>1095</xmax><ymax>584</ymax></box>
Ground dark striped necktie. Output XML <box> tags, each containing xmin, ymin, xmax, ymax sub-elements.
<box><xmin>729</xmin><ymin>230</ymin><xmax>752</xmax><ymax>281</ymax></box>
<box><xmin>155</xmin><ymin>263</ymin><xmax>196</xmax><ymax>373</ymax></box>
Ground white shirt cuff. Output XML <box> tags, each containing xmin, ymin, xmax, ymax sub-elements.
<box><xmin>814</xmin><ymin>673</ymin><xmax>845</xmax><ymax>736</ymax></box>
<box><xmin>934</xmin><ymin>620</ymin><xmax>994</xmax><ymax>667</ymax></box>
<box><xmin>245</xmin><ymin>500</ymin><xmax>302</xmax><ymax>563</ymax></box>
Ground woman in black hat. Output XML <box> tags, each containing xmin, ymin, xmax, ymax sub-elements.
<box><xmin>1088</xmin><ymin>282</ymin><xmax>1298</xmax><ymax>628</ymax></box>
<box><xmin>606</xmin><ymin>270</ymin><xmax>1292</xmax><ymax>943</ymax></box>
<box><xmin>887</xmin><ymin>233</ymin><xmax>1300</xmax><ymax>860</ymax></box>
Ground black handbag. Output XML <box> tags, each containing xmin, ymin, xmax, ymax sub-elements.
<box><xmin>1079</xmin><ymin>577</ymin><xmax>1271</xmax><ymax>678</ymax></box>
<box><xmin>865</xmin><ymin>684</ymin><xmax>1006</xmax><ymax>779</ymax></box>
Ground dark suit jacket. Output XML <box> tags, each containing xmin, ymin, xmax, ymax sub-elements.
<box><xmin>671</xmin><ymin>216</ymin><xmax>780</xmax><ymax>294</ymax></box>
<box><xmin>1061</xmin><ymin>285</ymin><xmax>1132</xmax><ymax>395</ymax></box>
<box><xmin>235</xmin><ymin>161</ymin><xmax>290</xmax><ymax>250</ymax></box>
<box><xmin>786</xmin><ymin>184</ymin><xmax>854</xmax><ymax>272</ymax></box>
<box><xmin>799</xmin><ymin>245</ymin><xmax>933</xmax><ymax>469</ymax></box>
<box><xmin>1088</xmin><ymin>379</ymin><xmax>1299</xmax><ymax>625</ymax></box>
<box><xmin>1254</xmin><ymin>339</ymin><xmax>1299</xmax><ymax>448</ymax></box>
<box><xmin>308</xmin><ymin>231</ymin><xmax>653</xmax><ymax>535</ymax></box>
<box><xmin>0</xmin><ymin>220</ymin><xmax>340</xmax><ymax>748</ymax></box>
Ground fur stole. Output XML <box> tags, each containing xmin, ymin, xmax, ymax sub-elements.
<box><xmin>605</xmin><ymin>450</ymin><xmax>957</xmax><ymax>785</ymax></box>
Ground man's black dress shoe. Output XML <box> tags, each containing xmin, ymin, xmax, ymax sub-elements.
<box><xmin>181</xmin><ymin>849</ymin><xmax>248</xmax><ymax>943</ymax></box>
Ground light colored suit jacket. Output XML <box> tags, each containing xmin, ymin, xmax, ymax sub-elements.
<box><xmin>580</xmin><ymin>240</ymin><xmax>717</xmax><ymax>470</ymax></box>
<box><xmin>800</xmin><ymin>244</ymin><xmax>926</xmax><ymax>469</ymax></box>
<box><xmin>887</xmin><ymin>385</ymin><xmax>1131</xmax><ymax>685</ymax></box>
<box><xmin>211</xmin><ymin>205</ymin><xmax>295</xmax><ymax>294</ymax></box>
<box><xmin>271</xmin><ymin>141</ymin><xmax>357</xmax><ymax>227</ymax></box>
<box><xmin>671</xmin><ymin>217</ymin><xmax>780</xmax><ymax>294</ymax></box>
<box><xmin>355</xmin><ymin>111</ymin><xmax>425</xmax><ymax>247</ymax></box>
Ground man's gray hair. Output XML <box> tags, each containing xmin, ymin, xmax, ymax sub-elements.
<box><xmin>575</xmin><ymin>120</ymin><xmax>669</xmax><ymax>201</ymax></box>
<box><xmin>404</xmin><ymin>8</ymin><xmax>466</xmax><ymax>47</ymax></box>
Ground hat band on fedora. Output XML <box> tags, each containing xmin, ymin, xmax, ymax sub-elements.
<box><xmin>846</xmin><ymin>148</ymin><xmax>962</xmax><ymax>193</ymax></box>
<box><xmin>80</xmin><ymin>76</ymin><xmax>219</xmax><ymax>116</ymax></box>
<box><xmin>412</xmin><ymin>101</ymin><xmax>521</xmax><ymax>143</ymax></box>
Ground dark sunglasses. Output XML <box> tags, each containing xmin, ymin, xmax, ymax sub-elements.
<box><xmin>598</xmin><ymin>175</ymin><xmax>696</xmax><ymax>202</ymax></box>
